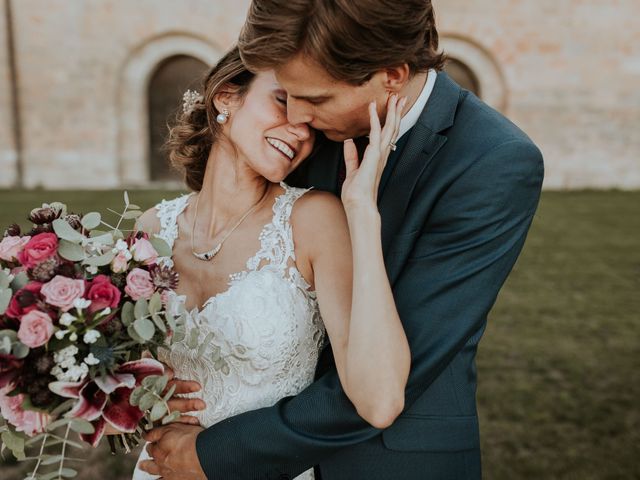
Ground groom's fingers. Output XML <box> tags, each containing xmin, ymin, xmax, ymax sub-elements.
<box><xmin>144</xmin><ymin>426</ymin><xmax>169</xmax><ymax>443</ymax></box>
<box><xmin>167</xmin><ymin>397</ymin><xmax>206</xmax><ymax>413</ymax></box>
<box><xmin>138</xmin><ymin>459</ymin><xmax>161</xmax><ymax>476</ymax></box>
<box><xmin>164</xmin><ymin>378</ymin><xmax>201</xmax><ymax>395</ymax></box>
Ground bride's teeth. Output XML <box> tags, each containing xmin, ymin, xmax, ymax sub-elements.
<box><xmin>267</xmin><ymin>138</ymin><xmax>295</xmax><ymax>160</ymax></box>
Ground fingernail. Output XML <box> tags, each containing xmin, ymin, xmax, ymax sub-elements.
<box><xmin>402</xmin><ymin>97</ymin><xmax>408</xmax><ymax>107</ymax></box>
<box><xmin>344</xmin><ymin>138</ymin><xmax>354</xmax><ymax>144</ymax></box>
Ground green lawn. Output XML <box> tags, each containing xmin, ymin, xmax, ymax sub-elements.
<box><xmin>1</xmin><ymin>190</ymin><xmax>638</xmax><ymax>479</ymax></box>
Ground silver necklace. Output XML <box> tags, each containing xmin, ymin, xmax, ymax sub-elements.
<box><xmin>190</xmin><ymin>187</ymin><xmax>268</xmax><ymax>261</ymax></box>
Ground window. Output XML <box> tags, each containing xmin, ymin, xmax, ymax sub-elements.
<box><xmin>147</xmin><ymin>55</ymin><xmax>209</xmax><ymax>181</ymax></box>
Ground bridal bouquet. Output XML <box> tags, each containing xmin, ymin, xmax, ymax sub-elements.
<box><xmin>0</xmin><ymin>194</ymin><xmax>187</xmax><ymax>479</ymax></box>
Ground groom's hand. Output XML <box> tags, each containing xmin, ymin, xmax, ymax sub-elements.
<box><xmin>140</xmin><ymin>423</ymin><xmax>206</xmax><ymax>480</ymax></box>
<box><xmin>143</xmin><ymin>352</ymin><xmax>206</xmax><ymax>425</ymax></box>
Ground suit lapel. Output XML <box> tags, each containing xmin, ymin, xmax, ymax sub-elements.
<box><xmin>379</xmin><ymin>72</ymin><xmax>462</xmax><ymax>283</ymax></box>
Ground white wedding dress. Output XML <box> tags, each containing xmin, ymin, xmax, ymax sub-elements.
<box><xmin>132</xmin><ymin>183</ymin><xmax>325</xmax><ymax>480</ymax></box>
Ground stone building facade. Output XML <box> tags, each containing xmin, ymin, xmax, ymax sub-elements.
<box><xmin>1</xmin><ymin>0</ymin><xmax>638</xmax><ymax>189</ymax></box>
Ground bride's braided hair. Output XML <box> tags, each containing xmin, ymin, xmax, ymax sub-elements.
<box><xmin>164</xmin><ymin>46</ymin><xmax>255</xmax><ymax>191</ymax></box>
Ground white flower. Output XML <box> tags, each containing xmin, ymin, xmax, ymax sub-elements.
<box><xmin>59</xmin><ymin>313</ymin><xmax>76</xmax><ymax>326</ymax></box>
<box><xmin>94</xmin><ymin>307</ymin><xmax>111</xmax><ymax>318</ymax></box>
<box><xmin>54</xmin><ymin>330</ymin><xmax>67</xmax><ymax>340</ymax></box>
<box><xmin>83</xmin><ymin>353</ymin><xmax>100</xmax><ymax>366</ymax></box>
<box><xmin>69</xmin><ymin>332</ymin><xmax>78</xmax><ymax>342</ymax></box>
<box><xmin>83</xmin><ymin>330</ymin><xmax>100</xmax><ymax>344</ymax></box>
<box><xmin>51</xmin><ymin>345</ymin><xmax>88</xmax><ymax>381</ymax></box>
<box><xmin>2</xmin><ymin>268</ymin><xmax>14</xmax><ymax>283</ymax></box>
<box><xmin>73</xmin><ymin>298</ymin><xmax>92</xmax><ymax>310</ymax></box>
<box><xmin>86</xmin><ymin>265</ymin><xmax>98</xmax><ymax>275</ymax></box>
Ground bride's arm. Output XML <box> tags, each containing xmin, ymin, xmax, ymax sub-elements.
<box><xmin>298</xmin><ymin>95</ymin><xmax>410</xmax><ymax>429</ymax></box>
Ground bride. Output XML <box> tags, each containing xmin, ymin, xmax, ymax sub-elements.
<box><xmin>132</xmin><ymin>46</ymin><xmax>409</xmax><ymax>479</ymax></box>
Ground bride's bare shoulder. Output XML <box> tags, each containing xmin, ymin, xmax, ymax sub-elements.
<box><xmin>290</xmin><ymin>189</ymin><xmax>350</xmax><ymax>252</ymax></box>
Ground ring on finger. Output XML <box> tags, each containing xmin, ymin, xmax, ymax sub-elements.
<box><xmin>389</xmin><ymin>142</ymin><xmax>397</xmax><ymax>151</ymax></box>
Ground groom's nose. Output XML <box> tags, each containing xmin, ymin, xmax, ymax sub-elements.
<box><xmin>287</xmin><ymin>121</ymin><xmax>311</xmax><ymax>142</ymax></box>
<box><xmin>286</xmin><ymin>97</ymin><xmax>313</xmax><ymax>125</ymax></box>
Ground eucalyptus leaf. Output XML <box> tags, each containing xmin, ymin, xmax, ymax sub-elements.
<box><xmin>148</xmin><ymin>292</ymin><xmax>162</xmax><ymax>315</ymax></box>
<box><xmin>52</xmin><ymin>219</ymin><xmax>84</xmax><ymax>243</ymax></box>
<box><xmin>134</xmin><ymin>299</ymin><xmax>149</xmax><ymax>320</ymax></box>
<box><xmin>45</xmin><ymin>417</ymin><xmax>74</xmax><ymax>432</ymax></box>
<box><xmin>58</xmin><ymin>240</ymin><xmax>86</xmax><ymax>262</ymax></box>
<box><xmin>121</xmin><ymin>301</ymin><xmax>135</xmax><ymax>327</ymax></box>
<box><xmin>150</xmin><ymin>401</ymin><xmax>167</xmax><ymax>422</ymax></box>
<box><xmin>154</xmin><ymin>375</ymin><xmax>169</xmax><ymax>394</ymax></box>
<box><xmin>83</xmin><ymin>250</ymin><xmax>116</xmax><ymax>267</ymax></box>
<box><xmin>12</xmin><ymin>342</ymin><xmax>29</xmax><ymax>359</ymax></box>
<box><xmin>162</xmin><ymin>384</ymin><xmax>177</xmax><ymax>402</ymax></box>
<box><xmin>69</xmin><ymin>418</ymin><xmax>95</xmax><ymax>435</ymax></box>
<box><xmin>142</xmin><ymin>375</ymin><xmax>160</xmax><ymax>389</ymax></box>
<box><xmin>1</xmin><ymin>430</ymin><xmax>25</xmax><ymax>456</ymax></box>
<box><xmin>122</xmin><ymin>210</ymin><xmax>142</xmax><ymax>220</ymax></box>
<box><xmin>127</xmin><ymin>204</ymin><xmax>140</xmax><ymax>210</ymax></box>
<box><xmin>161</xmin><ymin>410</ymin><xmax>181</xmax><ymax>425</ymax></box>
<box><xmin>89</xmin><ymin>229</ymin><xmax>109</xmax><ymax>238</ymax></box>
<box><xmin>129</xmin><ymin>386</ymin><xmax>145</xmax><ymax>407</ymax></box>
<box><xmin>81</xmin><ymin>212</ymin><xmax>101</xmax><ymax>230</ymax></box>
<box><xmin>0</xmin><ymin>269</ymin><xmax>10</xmax><ymax>289</ymax></box>
<box><xmin>172</xmin><ymin>327</ymin><xmax>185</xmax><ymax>344</ymax></box>
<box><xmin>124</xmin><ymin>191</ymin><xmax>130</xmax><ymax>206</ymax></box>
<box><xmin>127</xmin><ymin>324</ymin><xmax>145</xmax><ymax>344</ymax></box>
<box><xmin>138</xmin><ymin>392</ymin><xmax>156</xmax><ymax>411</ymax></box>
<box><xmin>151</xmin><ymin>312</ymin><xmax>167</xmax><ymax>334</ymax></box>
<box><xmin>60</xmin><ymin>468</ymin><xmax>78</xmax><ymax>478</ymax></box>
<box><xmin>50</xmin><ymin>399</ymin><xmax>75</xmax><ymax>419</ymax></box>
<box><xmin>149</xmin><ymin>237</ymin><xmax>172</xmax><ymax>258</ymax></box>
<box><xmin>10</xmin><ymin>271</ymin><xmax>28</xmax><ymax>291</ymax></box>
<box><xmin>40</xmin><ymin>453</ymin><xmax>63</xmax><ymax>465</ymax></box>
<box><xmin>133</xmin><ymin>318</ymin><xmax>155</xmax><ymax>341</ymax></box>
<box><xmin>0</xmin><ymin>289</ymin><xmax>11</xmax><ymax>316</ymax></box>
<box><xmin>88</xmin><ymin>232</ymin><xmax>114</xmax><ymax>245</ymax></box>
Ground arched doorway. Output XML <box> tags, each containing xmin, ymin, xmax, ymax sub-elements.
<box><xmin>147</xmin><ymin>55</ymin><xmax>209</xmax><ymax>181</ymax></box>
<box><xmin>444</xmin><ymin>58</ymin><xmax>481</xmax><ymax>97</ymax></box>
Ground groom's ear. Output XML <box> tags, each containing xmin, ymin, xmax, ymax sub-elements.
<box><xmin>382</xmin><ymin>64</ymin><xmax>411</xmax><ymax>93</ymax></box>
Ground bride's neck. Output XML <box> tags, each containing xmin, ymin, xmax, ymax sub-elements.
<box><xmin>194</xmin><ymin>143</ymin><xmax>270</xmax><ymax>236</ymax></box>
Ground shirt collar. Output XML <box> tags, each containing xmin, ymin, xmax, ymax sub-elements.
<box><xmin>398</xmin><ymin>69</ymin><xmax>437</xmax><ymax>139</ymax></box>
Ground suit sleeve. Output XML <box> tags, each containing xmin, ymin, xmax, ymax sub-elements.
<box><xmin>195</xmin><ymin>140</ymin><xmax>544</xmax><ymax>479</ymax></box>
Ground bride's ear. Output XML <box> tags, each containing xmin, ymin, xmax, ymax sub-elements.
<box><xmin>213</xmin><ymin>85</ymin><xmax>243</xmax><ymax>115</ymax></box>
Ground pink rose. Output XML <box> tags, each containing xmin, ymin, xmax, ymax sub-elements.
<box><xmin>17</xmin><ymin>310</ymin><xmax>54</xmax><ymax>347</ymax></box>
<box><xmin>6</xmin><ymin>282</ymin><xmax>43</xmax><ymax>319</ymax></box>
<box><xmin>0</xmin><ymin>387</ymin><xmax>50</xmax><ymax>436</ymax></box>
<box><xmin>124</xmin><ymin>268</ymin><xmax>155</xmax><ymax>301</ymax></box>
<box><xmin>41</xmin><ymin>275</ymin><xmax>86</xmax><ymax>312</ymax></box>
<box><xmin>17</xmin><ymin>233</ymin><xmax>58</xmax><ymax>269</ymax></box>
<box><xmin>131</xmin><ymin>238</ymin><xmax>158</xmax><ymax>265</ymax></box>
<box><xmin>87</xmin><ymin>275</ymin><xmax>121</xmax><ymax>313</ymax></box>
<box><xmin>0</xmin><ymin>236</ymin><xmax>31</xmax><ymax>262</ymax></box>
<box><xmin>111</xmin><ymin>252</ymin><xmax>129</xmax><ymax>273</ymax></box>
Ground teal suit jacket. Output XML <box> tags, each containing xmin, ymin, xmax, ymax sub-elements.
<box><xmin>195</xmin><ymin>72</ymin><xmax>544</xmax><ymax>479</ymax></box>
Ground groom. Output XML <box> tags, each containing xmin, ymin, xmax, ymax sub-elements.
<box><xmin>141</xmin><ymin>0</ymin><xmax>544</xmax><ymax>478</ymax></box>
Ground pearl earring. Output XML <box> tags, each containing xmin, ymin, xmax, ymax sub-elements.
<box><xmin>216</xmin><ymin>109</ymin><xmax>230</xmax><ymax>124</ymax></box>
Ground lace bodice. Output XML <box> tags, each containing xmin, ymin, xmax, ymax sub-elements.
<box><xmin>133</xmin><ymin>183</ymin><xmax>324</xmax><ymax>480</ymax></box>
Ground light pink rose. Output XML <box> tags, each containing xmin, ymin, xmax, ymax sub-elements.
<box><xmin>111</xmin><ymin>252</ymin><xmax>129</xmax><ymax>273</ymax></box>
<box><xmin>124</xmin><ymin>268</ymin><xmax>155</xmax><ymax>300</ymax></box>
<box><xmin>0</xmin><ymin>387</ymin><xmax>50</xmax><ymax>436</ymax></box>
<box><xmin>131</xmin><ymin>238</ymin><xmax>158</xmax><ymax>266</ymax></box>
<box><xmin>41</xmin><ymin>275</ymin><xmax>86</xmax><ymax>312</ymax></box>
<box><xmin>17</xmin><ymin>310</ymin><xmax>54</xmax><ymax>347</ymax></box>
<box><xmin>17</xmin><ymin>233</ymin><xmax>58</xmax><ymax>269</ymax></box>
<box><xmin>0</xmin><ymin>236</ymin><xmax>31</xmax><ymax>262</ymax></box>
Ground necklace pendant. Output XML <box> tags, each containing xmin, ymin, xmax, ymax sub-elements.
<box><xmin>193</xmin><ymin>243</ymin><xmax>222</xmax><ymax>261</ymax></box>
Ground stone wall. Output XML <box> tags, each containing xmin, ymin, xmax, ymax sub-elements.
<box><xmin>2</xmin><ymin>0</ymin><xmax>639</xmax><ymax>189</ymax></box>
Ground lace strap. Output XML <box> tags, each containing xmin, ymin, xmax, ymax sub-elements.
<box><xmin>154</xmin><ymin>194</ymin><xmax>193</xmax><ymax>250</ymax></box>
<box><xmin>243</xmin><ymin>182</ymin><xmax>312</xmax><ymax>274</ymax></box>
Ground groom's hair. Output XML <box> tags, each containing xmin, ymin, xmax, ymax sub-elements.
<box><xmin>239</xmin><ymin>0</ymin><xmax>446</xmax><ymax>85</ymax></box>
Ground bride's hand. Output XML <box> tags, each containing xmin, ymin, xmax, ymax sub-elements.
<box><xmin>103</xmin><ymin>361</ymin><xmax>205</xmax><ymax>435</ymax></box>
<box><xmin>341</xmin><ymin>94</ymin><xmax>406</xmax><ymax>210</ymax></box>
